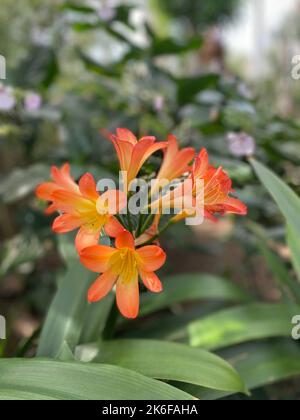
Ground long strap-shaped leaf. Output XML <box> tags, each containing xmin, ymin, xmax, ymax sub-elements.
<box><xmin>37</xmin><ymin>235</ymin><xmax>97</xmax><ymax>357</ymax></box>
<box><xmin>0</xmin><ymin>359</ymin><xmax>193</xmax><ymax>400</ymax></box>
<box><xmin>76</xmin><ymin>339</ymin><xmax>247</xmax><ymax>394</ymax></box>
<box><xmin>251</xmin><ymin>158</ymin><xmax>300</xmax><ymax>297</ymax></box>
<box><xmin>178</xmin><ymin>339</ymin><xmax>300</xmax><ymax>400</ymax></box>
<box><xmin>188</xmin><ymin>303</ymin><xmax>299</xmax><ymax>350</ymax></box>
<box><xmin>140</xmin><ymin>274</ymin><xmax>248</xmax><ymax>316</ymax></box>
<box><xmin>251</xmin><ymin>159</ymin><xmax>300</xmax><ymax>235</ymax></box>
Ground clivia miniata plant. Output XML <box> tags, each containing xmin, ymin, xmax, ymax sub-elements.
<box><xmin>37</xmin><ymin>128</ymin><xmax>247</xmax><ymax>319</ymax></box>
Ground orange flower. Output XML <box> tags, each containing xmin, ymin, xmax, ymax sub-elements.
<box><xmin>36</xmin><ymin>164</ymin><xmax>126</xmax><ymax>252</ymax></box>
<box><xmin>151</xmin><ymin>134</ymin><xmax>195</xmax><ymax>195</ymax></box>
<box><xmin>80</xmin><ymin>231</ymin><xmax>166</xmax><ymax>318</ymax></box>
<box><xmin>107</xmin><ymin>128</ymin><xmax>167</xmax><ymax>187</ymax></box>
<box><xmin>151</xmin><ymin>148</ymin><xmax>247</xmax><ymax>223</ymax></box>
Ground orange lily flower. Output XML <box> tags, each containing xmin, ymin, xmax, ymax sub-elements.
<box><xmin>107</xmin><ymin>128</ymin><xmax>167</xmax><ymax>187</ymax></box>
<box><xmin>151</xmin><ymin>134</ymin><xmax>195</xmax><ymax>195</ymax></box>
<box><xmin>174</xmin><ymin>148</ymin><xmax>247</xmax><ymax>222</ymax></box>
<box><xmin>151</xmin><ymin>148</ymin><xmax>247</xmax><ymax>223</ymax></box>
<box><xmin>80</xmin><ymin>231</ymin><xmax>166</xmax><ymax>318</ymax></box>
<box><xmin>36</xmin><ymin>164</ymin><xmax>126</xmax><ymax>252</ymax></box>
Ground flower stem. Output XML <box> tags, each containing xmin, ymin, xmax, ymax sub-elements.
<box><xmin>138</xmin><ymin>220</ymin><xmax>173</xmax><ymax>247</ymax></box>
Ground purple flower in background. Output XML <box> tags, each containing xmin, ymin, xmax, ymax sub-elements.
<box><xmin>0</xmin><ymin>86</ymin><xmax>16</xmax><ymax>111</ymax></box>
<box><xmin>25</xmin><ymin>92</ymin><xmax>42</xmax><ymax>111</ymax></box>
<box><xmin>153</xmin><ymin>95</ymin><xmax>165</xmax><ymax>112</ymax></box>
<box><xmin>97</xmin><ymin>1</ymin><xmax>116</xmax><ymax>22</ymax></box>
<box><xmin>227</xmin><ymin>132</ymin><xmax>256</xmax><ymax>157</ymax></box>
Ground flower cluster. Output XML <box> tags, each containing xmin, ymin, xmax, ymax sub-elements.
<box><xmin>36</xmin><ymin>128</ymin><xmax>247</xmax><ymax>318</ymax></box>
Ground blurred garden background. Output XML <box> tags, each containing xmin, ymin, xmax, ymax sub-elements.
<box><xmin>1</xmin><ymin>0</ymin><xmax>300</xmax><ymax>400</ymax></box>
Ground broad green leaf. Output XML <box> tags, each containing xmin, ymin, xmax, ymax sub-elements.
<box><xmin>0</xmin><ymin>359</ymin><xmax>193</xmax><ymax>400</ymax></box>
<box><xmin>251</xmin><ymin>159</ymin><xmax>300</xmax><ymax>237</ymax></box>
<box><xmin>287</xmin><ymin>224</ymin><xmax>300</xmax><ymax>284</ymax></box>
<box><xmin>84</xmin><ymin>339</ymin><xmax>246</xmax><ymax>394</ymax></box>
<box><xmin>79</xmin><ymin>293</ymin><xmax>114</xmax><ymax>344</ymax></box>
<box><xmin>257</xmin><ymin>238</ymin><xmax>300</xmax><ymax>302</ymax></box>
<box><xmin>140</xmin><ymin>274</ymin><xmax>248</xmax><ymax>316</ymax></box>
<box><xmin>56</xmin><ymin>341</ymin><xmax>75</xmax><ymax>362</ymax></box>
<box><xmin>188</xmin><ymin>303</ymin><xmax>299</xmax><ymax>350</ymax></box>
<box><xmin>119</xmin><ymin>303</ymin><xmax>225</xmax><ymax>342</ymax></box>
<box><xmin>37</xmin><ymin>235</ymin><xmax>95</xmax><ymax>357</ymax></box>
<box><xmin>179</xmin><ymin>339</ymin><xmax>300</xmax><ymax>400</ymax></box>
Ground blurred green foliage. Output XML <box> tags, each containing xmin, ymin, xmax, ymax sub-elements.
<box><xmin>1</xmin><ymin>0</ymin><xmax>300</xmax><ymax>400</ymax></box>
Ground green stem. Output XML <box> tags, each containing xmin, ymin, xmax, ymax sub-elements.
<box><xmin>139</xmin><ymin>213</ymin><xmax>154</xmax><ymax>236</ymax></box>
<box><xmin>138</xmin><ymin>220</ymin><xmax>173</xmax><ymax>247</ymax></box>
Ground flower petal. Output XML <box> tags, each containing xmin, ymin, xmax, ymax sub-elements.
<box><xmin>36</xmin><ymin>182</ymin><xmax>59</xmax><ymax>201</ymax></box>
<box><xmin>139</xmin><ymin>270</ymin><xmax>163</xmax><ymax>293</ymax></box>
<box><xmin>51</xmin><ymin>190</ymin><xmax>94</xmax><ymax>214</ymax></box>
<box><xmin>79</xmin><ymin>173</ymin><xmax>99</xmax><ymax>201</ymax></box>
<box><xmin>80</xmin><ymin>245</ymin><xmax>117</xmax><ymax>273</ymax></box>
<box><xmin>75</xmin><ymin>226</ymin><xmax>101</xmax><ymax>253</ymax></box>
<box><xmin>115</xmin><ymin>231</ymin><xmax>135</xmax><ymax>250</ymax></box>
<box><xmin>52</xmin><ymin>214</ymin><xmax>82</xmax><ymax>233</ymax></box>
<box><xmin>97</xmin><ymin>190</ymin><xmax>127</xmax><ymax>215</ymax></box>
<box><xmin>128</xmin><ymin>138</ymin><xmax>166</xmax><ymax>181</ymax></box>
<box><xmin>116</xmin><ymin>273</ymin><xmax>139</xmax><ymax>319</ymax></box>
<box><xmin>136</xmin><ymin>245</ymin><xmax>166</xmax><ymax>271</ymax></box>
<box><xmin>105</xmin><ymin>216</ymin><xmax>126</xmax><ymax>238</ymax></box>
<box><xmin>51</xmin><ymin>163</ymin><xmax>79</xmax><ymax>193</ymax></box>
<box><xmin>193</xmin><ymin>148</ymin><xmax>209</xmax><ymax>180</ymax></box>
<box><xmin>110</xmin><ymin>135</ymin><xmax>134</xmax><ymax>172</ymax></box>
<box><xmin>116</xmin><ymin>128</ymin><xmax>137</xmax><ymax>145</ymax></box>
<box><xmin>45</xmin><ymin>203</ymin><xmax>57</xmax><ymax>215</ymax></box>
<box><xmin>223</xmin><ymin>197</ymin><xmax>248</xmax><ymax>215</ymax></box>
<box><xmin>88</xmin><ymin>271</ymin><xmax>118</xmax><ymax>302</ymax></box>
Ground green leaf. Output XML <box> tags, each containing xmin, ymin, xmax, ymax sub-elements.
<box><xmin>84</xmin><ymin>339</ymin><xmax>246</xmax><ymax>394</ymax></box>
<box><xmin>247</xmin><ymin>222</ymin><xmax>300</xmax><ymax>302</ymax></box>
<box><xmin>257</xmin><ymin>237</ymin><xmax>300</xmax><ymax>302</ymax></box>
<box><xmin>0</xmin><ymin>359</ymin><xmax>193</xmax><ymax>400</ymax></box>
<box><xmin>177</xmin><ymin>74</ymin><xmax>220</xmax><ymax>105</ymax></box>
<box><xmin>151</xmin><ymin>36</ymin><xmax>203</xmax><ymax>56</ymax></box>
<box><xmin>140</xmin><ymin>274</ymin><xmax>248</xmax><ymax>316</ymax></box>
<box><xmin>188</xmin><ymin>303</ymin><xmax>299</xmax><ymax>350</ymax></box>
<box><xmin>179</xmin><ymin>339</ymin><xmax>300</xmax><ymax>400</ymax></box>
<box><xmin>287</xmin><ymin>224</ymin><xmax>300</xmax><ymax>284</ymax></box>
<box><xmin>37</xmin><ymin>235</ymin><xmax>95</xmax><ymax>358</ymax></box>
<box><xmin>62</xmin><ymin>2</ymin><xmax>95</xmax><ymax>13</ymax></box>
<box><xmin>56</xmin><ymin>341</ymin><xmax>75</xmax><ymax>362</ymax></box>
<box><xmin>251</xmin><ymin>159</ymin><xmax>300</xmax><ymax>238</ymax></box>
<box><xmin>79</xmin><ymin>293</ymin><xmax>114</xmax><ymax>344</ymax></box>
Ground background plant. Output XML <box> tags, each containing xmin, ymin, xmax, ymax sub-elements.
<box><xmin>1</xmin><ymin>0</ymin><xmax>300</xmax><ymax>400</ymax></box>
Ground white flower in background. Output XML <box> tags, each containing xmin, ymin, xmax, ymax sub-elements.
<box><xmin>153</xmin><ymin>95</ymin><xmax>165</xmax><ymax>112</ymax></box>
<box><xmin>0</xmin><ymin>85</ymin><xmax>16</xmax><ymax>111</ymax></box>
<box><xmin>25</xmin><ymin>92</ymin><xmax>42</xmax><ymax>111</ymax></box>
<box><xmin>227</xmin><ymin>132</ymin><xmax>256</xmax><ymax>157</ymax></box>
